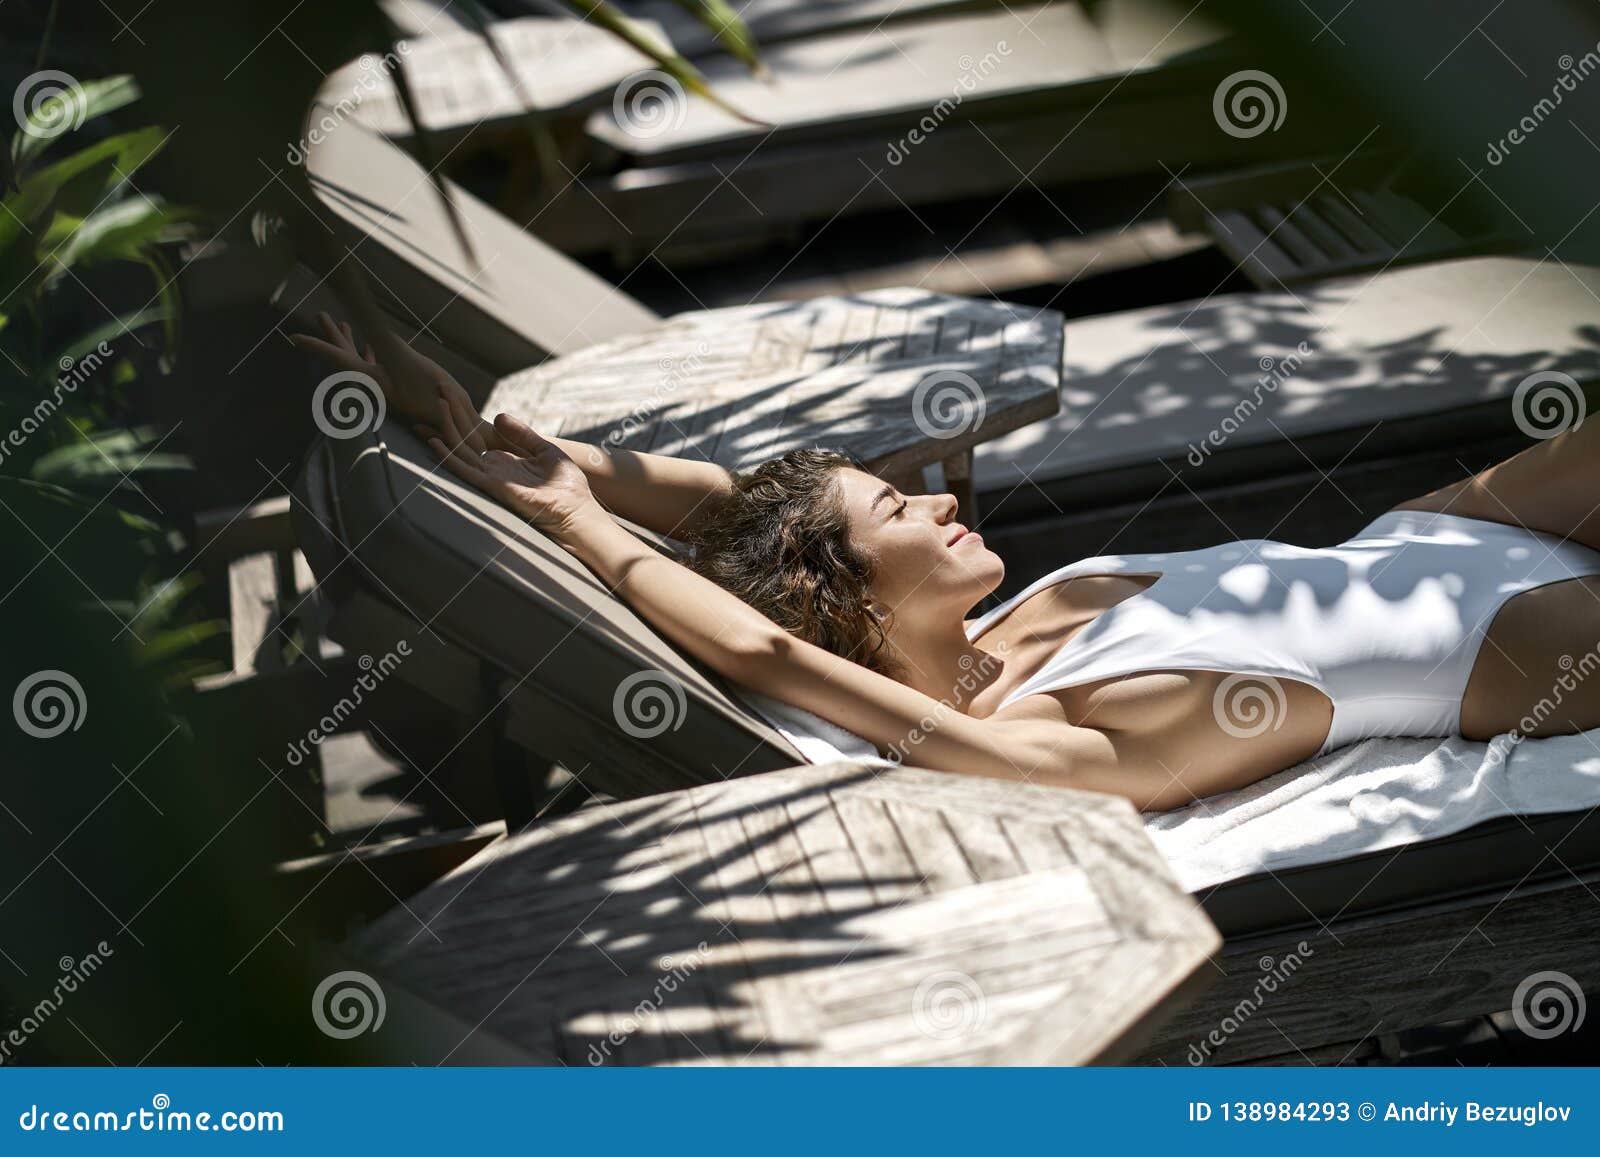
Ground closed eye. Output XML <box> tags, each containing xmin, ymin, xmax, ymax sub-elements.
<box><xmin>888</xmin><ymin>499</ymin><xmax>908</xmax><ymax>519</ymax></box>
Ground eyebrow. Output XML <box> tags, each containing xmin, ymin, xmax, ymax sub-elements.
<box><xmin>869</xmin><ymin>484</ymin><xmax>898</xmax><ymax>514</ymax></box>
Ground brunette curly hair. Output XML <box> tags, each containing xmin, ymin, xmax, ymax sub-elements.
<box><xmin>686</xmin><ymin>448</ymin><xmax>900</xmax><ymax>679</ymax></box>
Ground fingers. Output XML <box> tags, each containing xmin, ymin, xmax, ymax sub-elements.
<box><xmin>427</xmin><ymin>437</ymin><xmax>491</xmax><ymax>489</ymax></box>
<box><xmin>493</xmin><ymin>411</ymin><xmax>553</xmax><ymax>457</ymax></box>
<box><xmin>290</xmin><ymin>333</ymin><xmax>365</xmax><ymax>371</ymax></box>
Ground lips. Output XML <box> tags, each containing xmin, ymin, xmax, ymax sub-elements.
<box><xmin>947</xmin><ymin>525</ymin><xmax>977</xmax><ymax>548</ymax></box>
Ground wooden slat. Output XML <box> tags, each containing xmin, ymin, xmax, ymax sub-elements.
<box><xmin>486</xmin><ymin>290</ymin><xmax>1062</xmax><ymax>482</ymax></box>
<box><xmin>349</xmin><ymin>763</ymin><xmax>1219</xmax><ymax>1065</ymax></box>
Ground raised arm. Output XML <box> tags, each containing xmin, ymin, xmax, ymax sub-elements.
<box><xmin>430</xmin><ymin>413</ymin><xmax>1129</xmax><ymax>796</ymax></box>
<box><xmin>291</xmin><ymin>314</ymin><xmax>732</xmax><ymax>538</ymax></box>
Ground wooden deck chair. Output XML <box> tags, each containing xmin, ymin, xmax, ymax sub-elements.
<box><xmin>1167</xmin><ymin>150</ymin><xmax>1534</xmax><ymax>289</ymax></box>
<box><xmin>293</xmin><ymin>109</ymin><xmax>1063</xmax><ymax>510</ymax></box>
<box><xmin>537</xmin><ymin>1</ymin><xmax>1334</xmax><ymax>255</ymax></box>
<box><xmin>292</xmin><ymin>418</ymin><xmax>807</xmax><ymax>822</ymax></box>
<box><xmin>972</xmin><ymin>255</ymin><xmax>1600</xmax><ymax>541</ymax></box>
<box><xmin>343</xmin><ymin>761</ymin><xmax>1221</xmax><ymax>1065</ymax></box>
<box><xmin>382</xmin><ymin>0</ymin><xmax>1001</xmax><ymax>47</ymax></box>
<box><xmin>1137</xmin><ymin>795</ymin><xmax>1600</xmax><ymax>1064</ymax></box>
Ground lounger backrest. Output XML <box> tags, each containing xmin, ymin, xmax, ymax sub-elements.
<box><xmin>293</xmin><ymin>420</ymin><xmax>804</xmax><ymax>800</ymax></box>
<box><xmin>304</xmin><ymin>106</ymin><xmax>659</xmax><ymax>374</ymax></box>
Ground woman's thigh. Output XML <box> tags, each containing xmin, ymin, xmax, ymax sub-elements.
<box><xmin>1460</xmin><ymin>575</ymin><xmax>1600</xmax><ymax>740</ymax></box>
<box><xmin>1391</xmin><ymin>420</ymin><xmax>1600</xmax><ymax>550</ymax></box>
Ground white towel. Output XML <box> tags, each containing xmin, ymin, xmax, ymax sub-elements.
<box><xmin>738</xmin><ymin>692</ymin><xmax>1600</xmax><ymax>892</ymax></box>
<box><xmin>1144</xmin><ymin>728</ymin><xmax>1600</xmax><ymax>891</ymax></box>
<box><xmin>738</xmin><ymin>690</ymin><xmax>890</xmax><ymax>767</ymax></box>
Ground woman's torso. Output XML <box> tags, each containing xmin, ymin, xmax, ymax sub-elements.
<box><xmin>958</xmin><ymin>509</ymin><xmax>1600</xmax><ymax>801</ymax></box>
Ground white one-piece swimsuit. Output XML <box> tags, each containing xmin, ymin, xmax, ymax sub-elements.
<box><xmin>965</xmin><ymin>509</ymin><xmax>1600</xmax><ymax>755</ymax></box>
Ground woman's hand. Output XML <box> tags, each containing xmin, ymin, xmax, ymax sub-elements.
<box><xmin>429</xmin><ymin>412</ymin><xmax>604</xmax><ymax>541</ymax></box>
<box><xmin>290</xmin><ymin>312</ymin><xmax>505</xmax><ymax>454</ymax></box>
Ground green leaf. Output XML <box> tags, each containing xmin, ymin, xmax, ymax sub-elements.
<box><xmin>52</xmin><ymin>305</ymin><xmax>169</xmax><ymax>368</ymax></box>
<box><xmin>561</xmin><ymin>0</ymin><xmax>766</xmax><ymax>125</ymax></box>
<box><xmin>666</xmin><ymin>0</ymin><xmax>766</xmax><ymax>76</ymax></box>
<box><xmin>0</xmin><ymin>125</ymin><xmax>171</xmax><ymax>259</ymax></box>
<box><xmin>11</xmin><ymin>75</ymin><xmax>142</xmax><ymax>172</ymax></box>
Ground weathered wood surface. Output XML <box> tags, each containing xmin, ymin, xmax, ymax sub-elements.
<box><xmin>585</xmin><ymin>3</ymin><xmax>1227</xmax><ymax>160</ymax></box>
<box><xmin>1135</xmin><ymin>871</ymin><xmax>1600</xmax><ymax>1065</ymax></box>
<box><xmin>972</xmin><ymin>255</ymin><xmax>1600</xmax><ymax>503</ymax></box>
<box><xmin>621</xmin><ymin>0</ymin><xmax>1004</xmax><ymax>54</ymax></box>
<box><xmin>350</xmin><ymin>762</ymin><xmax>1219</xmax><ymax>1065</ymax></box>
<box><xmin>1169</xmin><ymin>155</ymin><xmax>1528</xmax><ymax>289</ymax></box>
<box><xmin>485</xmin><ymin>289</ymin><xmax>1062</xmax><ymax>481</ymax></box>
<box><xmin>325</xmin><ymin>16</ymin><xmax>664</xmax><ymax>138</ymax></box>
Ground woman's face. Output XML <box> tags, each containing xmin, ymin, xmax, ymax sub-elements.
<box><xmin>833</xmin><ymin>467</ymin><xmax>1004</xmax><ymax>623</ymax></box>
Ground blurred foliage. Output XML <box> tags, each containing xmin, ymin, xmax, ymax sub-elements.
<box><xmin>0</xmin><ymin>71</ymin><xmax>221</xmax><ymax>690</ymax></box>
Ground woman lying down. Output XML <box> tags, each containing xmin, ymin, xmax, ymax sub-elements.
<box><xmin>295</xmin><ymin>316</ymin><xmax>1600</xmax><ymax>813</ymax></box>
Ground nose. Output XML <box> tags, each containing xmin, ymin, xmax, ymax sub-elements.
<box><xmin>924</xmin><ymin>492</ymin><xmax>958</xmax><ymax>523</ymax></box>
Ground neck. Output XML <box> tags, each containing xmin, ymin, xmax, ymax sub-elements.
<box><xmin>888</xmin><ymin>614</ymin><xmax>1003</xmax><ymax>707</ymax></box>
